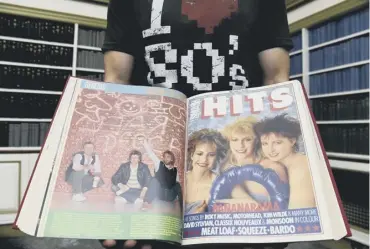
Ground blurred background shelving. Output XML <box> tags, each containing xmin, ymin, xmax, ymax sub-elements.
<box><xmin>0</xmin><ymin>1</ymin><xmax>368</xmax><ymax>248</ymax></box>
<box><xmin>289</xmin><ymin>4</ymin><xmax>369</xmax><ymax>248</ymax></box>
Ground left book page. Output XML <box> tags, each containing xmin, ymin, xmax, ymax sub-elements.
<box><xmin>15</xmin><ymin>77</ymin><xmax>187</xmax><ymax>244</ymax></box>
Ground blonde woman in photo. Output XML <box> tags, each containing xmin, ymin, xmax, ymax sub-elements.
<box><xmin>217</xmin><ymin>117</ymin><xmax>289</xmax><ymax>206</ymax></box>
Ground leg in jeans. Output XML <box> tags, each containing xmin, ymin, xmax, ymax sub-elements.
<box><xmin>162</xmin><ymin>182</ymin><xmax>183</xmax><ymax>210</ymax></box>
<box><xmin>70</xmin><ymin>171</ymin><xmax>87</xmax><ymax>201</ymax></box>
<box><xmin>174</xmin><ymin>182</ymin><xmax>183</xmax><ymax>212</ymax></box>
<box><xmin>144</xmin><ymin>177</ymin><xmax>162</xmax><ymax>203</ymax></box>
<box><xmin>174</xmin><ymin>182</ymin><xmax>182</xmax><ymax>206</ymax></box>
<box><xmin>71</xmin><ymin>171</ymin><xmax>85</xmax><ymax>194</ymax></box>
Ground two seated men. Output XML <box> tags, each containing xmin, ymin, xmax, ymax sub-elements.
<box><xmin>111</xmin><ymin>141</ymin><xmax>183</xmax><ymax>210</ymax></box>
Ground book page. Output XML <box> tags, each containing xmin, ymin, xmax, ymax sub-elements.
<box><xmin>293</xmin><ymin>84</ymin><xmax>348</xmax><ymax>239</ymax></box>
<box><xmin>15</xmin><ymin>77</ymin><xmax>79</xmax><ymax>235</ymax></box>
<box><xmin>182</xmin><ymin>82</ymin><xmax>330</xmax><ymax>245</ymax></box>
<box><xmin>37</xmin><ymin>78</ymin><xmax>187</xmax><ymax>243</ymax></box>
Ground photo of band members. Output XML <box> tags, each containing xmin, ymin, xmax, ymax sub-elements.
<box><xmin>64</xmin><ymin>139</ymin><xmax>182</xmax><ymax>212</ymax></box>
<box><xmin>184</xmin><ymin>113</ymin><xmax>317</xmax><ymax>215</ymax></box>
<box><xmin>47</xmin><ymin>89</ymin><xmax>187</xmax><ymax>217</ymax></box>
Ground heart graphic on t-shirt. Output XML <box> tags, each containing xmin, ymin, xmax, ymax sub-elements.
<box><xmin>181</xmin><ymin>0</ymin><xmax>239</xmax><ymax>34</ymax></box>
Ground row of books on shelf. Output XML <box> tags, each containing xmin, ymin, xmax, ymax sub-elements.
<box><xmin>5</xmin><ymin>122</ymin><xmax>50</xmax><ymax>147</ymax></box>
<box><xmin>311</xmin><ymin>94</ymin><xmax>369</xmax><ymax>120</ymax></box>
<box><xmin>309</xmin><ymin>7</ymin><xmax>369</xmax><ymax>46</ymax></box>
<box><xmin>343</xmin><ymin>202</ymin><xmax>368</xmax><ymax>230</ymax></box>
<box><xmin>78</xmin><ymin>28</ymin><xmax>105</xmax><ymax>48</ymax></box>
<box><xmin>0</xmin><ymin>14</ymin><xmax>74</xmax><ymax>43</ymax></box>
<box><xmin>290</xmin><ymin>33</ymin><xmax>302</xmax><ymax>52</ymax></box>
<box><xmin>290</xmin><ymin>54</ymin><xmax>302</xmax><ymax>75</ymax></box>
<box><xmin>334</xmin><ymin>169</ymin><xmax>369</xmax><ymax>230</ymax></box>
<box><xmin>309</xmin><ymin>36</ymin><xmax>369</xmax><ymax>71</ymax></box>
<box><xmin>0</xmin><ymin>65</ymin><xmax>69</xmax><ymax>91</ymax></box>
<box><xmin>309</xmin><ymin>64</ymin><xmax>369</xmax><ymax>95</ymax></box>
<box><xmin>77</xmin><ymin>50</ymin><xmax>104</xmax><ymax>69</ymax></box>
<box><xmin>0</xmin><ymin>40</ymin><xmax>106</xmax><ymax>69</ymax></box>
<box><xmin>0</xmin><ymin>93</ymin><xmax>60</xmax><ymax>119</ymax></box>
<box><xmin>319</xmin><ymin>125</ymin><xmax>369</xmax><ymax>155</ymax></box>
<box><xmin>76</xmin><ymin>72</ymin><xmax>104</xmax><ymax>81</ymax></box>
<box><xmin>0</xmin><ymin>40</ymin><xmax>73</xmax><ymax>66</ymax></box>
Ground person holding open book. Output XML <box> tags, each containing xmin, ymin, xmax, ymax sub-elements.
<box><xmin>101</xmin><ymin>0</ymin><xmax>293</xmax><ymax>248</ymax></box>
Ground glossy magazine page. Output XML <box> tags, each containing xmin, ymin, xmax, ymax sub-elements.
<box><xmin>182</xmin><ymin>81</ymin><xmax>336</xmax><ymax>245</ymax></box>
<box><xmin>36</xmin><ymin>77</ymin><xmax>187</xmax><ymax>243</ymax></box>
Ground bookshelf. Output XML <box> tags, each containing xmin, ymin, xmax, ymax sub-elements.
<box><xmin>0</xmin><ymin>12</ymin><xmax>105</xmax><ymax>224</ymax></box>
<box><xmin>0</xmin><ymin>13</ymin><xmax>105</xmax><ymax>150</ymax></box>
<box><xmin>289</xmin><ymin>5</ymin><xmax>370</xmax><ymax>247</ymax></box>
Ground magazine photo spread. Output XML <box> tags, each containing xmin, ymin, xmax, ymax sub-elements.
<box><xmin>181</xmin><ymin>80</ymin><xmax>351</xmax><ymax>245</ymax></box>
<box><xmin>14</xmin><ymin>77</ymin><xmax>351</xmax><ymax>245</ymax></box>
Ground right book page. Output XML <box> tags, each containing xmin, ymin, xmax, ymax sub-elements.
<box><xmin>182</xmin><ymin>80</ymin><xmax>347</xmax><ymax>245</ymax></box>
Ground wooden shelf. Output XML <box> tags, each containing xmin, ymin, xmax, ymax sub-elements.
<box><xmin>309</xmin><ymin>60</ymin><xmax>370</xmax><ymax>76</ymax></box>
<box><xmin>0</xmin><ymin>118</ymin><xmax>52</xmax><ymax>122</ymax></box>
<box><xmin>77</xmin><ymin>45</ymin><xmax>102</xmax><ymax>51</ymax></box>
<box><xmin>0</xmin><ymin>35</ymin><xmax>73</xmax><ymax>47</ymax></box>
<box><xmin>309</xmin><ymin>89</ymin><xmax>370</xmax><ymax>99</ymax></box>
<box><xmin>309</xmin><ymin>29</ymin><xmax>370</xmax><ymax>51</ymax></box>
<box><xmin>0</xmin><ymin>147</ymin><xmax>41</xmax><ymax>152</ymax></box>
<box><xmin>317</xmin><ymin>120</ymin><xmax>369</xmax><ymax>125</ymax></box>
<box><xmin>348</xmin><ymin>225</ymin><xmax>369</xmax><ymax>246</ymax></box>
<box><xmin>327</xmin><ymin>152</ymin><xmax>369</xmax><ymax>161</ymax></box>
<box><xmin>76</xmin><ymin>67</ymin><xmax>104</xmax><ymax>73</ymax></box>
<box><xmin>0</xmin><ymin>88</ymin><xmax>63</xmax><ymax>95</ymax></box>
<box><xmin>329</xmin><ymin>160</ymin><xmax>369</xmax><ymax>173</ymax></box>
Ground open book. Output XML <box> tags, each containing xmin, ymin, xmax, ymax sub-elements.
<box><xmin>14</xmin><ymin>76</ymin><xmax>351</xmax><ymax>245</ymax></box>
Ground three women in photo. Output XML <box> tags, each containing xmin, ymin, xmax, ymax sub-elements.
<box><xmin>184</xmin><ymin>113</ymin><xmax>316</xmax><ymax>214</ymax></box>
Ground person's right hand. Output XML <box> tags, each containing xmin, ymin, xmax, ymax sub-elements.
<box><xmin>195</xmin><ymin>200</ymin><xmax>207</xmax><ymax>213</ymax></box>
<box><xmin>101</xmin><ymin>240</ymin><xmax>152</xmax><ymax>249</ymax></box>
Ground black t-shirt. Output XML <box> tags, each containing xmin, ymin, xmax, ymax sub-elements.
<box><xmin>102</xmin><ymin>0</ymin><xmax>293</xmax><ymax>98</ymax></box>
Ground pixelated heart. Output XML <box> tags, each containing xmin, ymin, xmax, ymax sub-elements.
<box><xmin>182</xmin><ymin>0</ymin><xmax>239</xmax><ymax>34</ymax></box>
